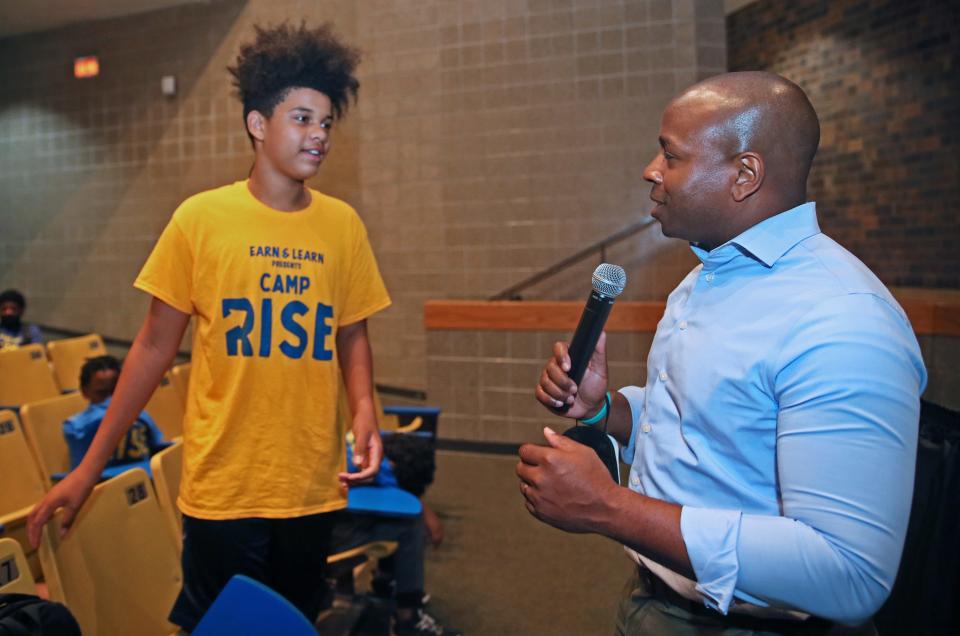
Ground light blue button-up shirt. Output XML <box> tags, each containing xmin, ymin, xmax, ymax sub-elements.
<box><xmin>619</xmin><ymin>202</ymin><xmax>926</xmax><ymax>624</ymax></box>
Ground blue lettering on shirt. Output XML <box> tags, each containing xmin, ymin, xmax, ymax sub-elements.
<box><xmin>313</xmin><ymin>303</ymin><xmax>333</xmax><ymax>361</ymax></box>
<box><xmin>259</xmin><ymin>298</ymin><xmax>273</xmax><ymax>357</ymax></box>
<box><xmin>222</xmin><ymin>298</ymin><xmax>254</xmax><ymax>356</ymax></box>
<box><xmin>279</xmin><ymin>300</ymin><xmax>309</xmax><ymax>359</ymax></box>
<box><xmin>223</xmin><ymin>296</ymin><xmax>334</xmax><ymax>361</ymax></box>
<box><xmin>260</xmin><ymin>273</ymin><xmax>311</xmax><ymax>294</ymax></box>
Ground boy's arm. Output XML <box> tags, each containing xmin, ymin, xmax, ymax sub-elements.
<box><xmin>27</xmin><ymin>298</ymin><xmax>190</xmax><ymax>546</ymax></box>
<box><xmin>336</xmin><ymin>319</ymin><xmax>383</xmax><ymax>484</ymax></box>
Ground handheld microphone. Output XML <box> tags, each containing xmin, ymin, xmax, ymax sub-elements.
<box><xmin>565</xmin><ymin>263</ymin><xmax>627</xmax><ymax>389</ymax></box>
<box><xmin>559</xmin><ymin>264</ymin><xmax>627</xmax><ymax>483</ymax></box>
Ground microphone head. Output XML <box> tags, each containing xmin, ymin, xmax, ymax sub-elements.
<box><xmin>592</xmin><ymin>263</ymin><xmax>626</xmax><ymax>298</ymax></box>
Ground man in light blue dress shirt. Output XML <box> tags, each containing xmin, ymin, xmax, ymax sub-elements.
<box><xmin>521</xmin><ymin>72</ymin><xmax>926</xmax><ymax>634</ymax></box>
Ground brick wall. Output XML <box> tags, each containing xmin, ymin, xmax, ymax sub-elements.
<box><xmin>728</xmin><ymin>0</ymin><xmax>960</xmax><ymax>288</ymax></box>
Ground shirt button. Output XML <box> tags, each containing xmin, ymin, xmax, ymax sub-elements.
<box><xmin>630</xmin><ymin>473</ymin><xmax>639</xmax><ymax>487</ymax></box>
<box><xmin>679</xmin><ymin>320</ymin><xmax>688</xmax><ymax>330</ymax></box>
<box><xmin>659</xmin><ymin>370</ymin><xmax>668</xmax><ymax>382</ymax></box>
<box><xmin>705</xmin><ymin>272</ymin><xmax>715</xmax><ymax>282</ymax></box>
<box><xmin>641</xmin><ymin>423</ymin><xmax>652</xmax><ymax>434</ymax></box>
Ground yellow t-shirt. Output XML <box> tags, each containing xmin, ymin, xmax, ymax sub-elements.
<box><xmin>134</xmin><ymin>181</ymin><xmax>391</xmax><ymax>519</ymax></box>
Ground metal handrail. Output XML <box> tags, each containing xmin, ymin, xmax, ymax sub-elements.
<box><xmin>488</xmin><ymin>218</ymin><xmax>657</xmax><ymax>300</ymax></box>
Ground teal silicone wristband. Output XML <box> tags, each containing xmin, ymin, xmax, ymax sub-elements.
<box><xmin>579</xmin><ymin>391</ymin><xmax>611</xmax><ymax>425</ymax></box>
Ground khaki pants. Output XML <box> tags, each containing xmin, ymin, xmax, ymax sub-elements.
<box><xmin>614</xmin><ymin>567</ymin><xmax>878</xmax><ymax>636</ymax></box>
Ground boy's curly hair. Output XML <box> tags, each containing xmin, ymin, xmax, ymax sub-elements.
<box><xmin>79</xmin><ymin>355</ymin><xmax>121</xmax><ymax>390</ymax></box>
<box><xmin>228</xmin><ymin>22</ymin><xmax>360</xmax><ymax>125</ymax></box>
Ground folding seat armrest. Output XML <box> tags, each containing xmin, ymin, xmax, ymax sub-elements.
<box><xmin>381</xmin><ymin>405</ymin><xmax>441</xmax><ymax>435</ymax></box>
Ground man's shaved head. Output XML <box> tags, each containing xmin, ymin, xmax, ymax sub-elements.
<box><xmin>644</xmin><ymin>72</ymin><xmax>821</xmax><ymax>249</ymax></box>
<box><xmin>671</xmin><ymin>71</ymin><xmax>820</xmax><ymax>192</ymax></box>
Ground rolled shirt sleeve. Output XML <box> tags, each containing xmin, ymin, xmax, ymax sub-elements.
<box><xmin>678</xmin><ymin>294</ymin><xmax>926</xmax><ymax>623</ymax></box>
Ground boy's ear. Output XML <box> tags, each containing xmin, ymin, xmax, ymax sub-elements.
<box><xmin>246</xmin><ymin>110</ymin><xmax>266</xmax><ymax>142</ymax></box>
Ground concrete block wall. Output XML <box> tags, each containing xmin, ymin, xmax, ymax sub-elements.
<box><xmin>0</xmin><ymin>0</ymin><xmax>726</xmax><ymax>395</ymax></box>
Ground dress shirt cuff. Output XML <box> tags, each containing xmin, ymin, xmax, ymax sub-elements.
<box><xmin>681</xmin><ymin>505</ymin><xmax>743</xmax><ymax>614</ymax></box>
<box><xmin>617</xmin><ymin>386</ymin><xmax>644</xmax><ymax>465</ymax></box>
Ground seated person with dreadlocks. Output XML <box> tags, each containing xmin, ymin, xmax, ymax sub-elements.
<box><xmin>333</xmin><ymin>432</ymin><xmax>460</xmax><ymax>636</ymax></box>
<box><xmin>63</xmin><ymin>355</ymin><xmax>166</xmax><ymax>471</ymax></box>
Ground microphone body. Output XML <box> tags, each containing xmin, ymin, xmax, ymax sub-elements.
<box><xmin>566</xmin><ymin>290</ymin><xmax>615</xmax><ymax>386</ymax></box>
<box><xmin>560</xmin><ymin>263</ymin><xmax>626</xmax><ymax>412</ymax></box>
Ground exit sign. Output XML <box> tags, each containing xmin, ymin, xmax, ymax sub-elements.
<box><xmin>74</xmin><ymin>55</ymin><xmax>99</xmax><ymax>78</ymax></box>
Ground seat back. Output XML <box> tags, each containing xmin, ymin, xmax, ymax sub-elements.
<box><xmin>38</xmin><ymin>468</ymin><xmax>181</xmax><ymax>636</ymax></box>
<box><xmin>170</xmin><ymin>362</ymin><xmax>191</xmax><ymax>402</ymax></box>
<box><xmin>0</xmin><ymin>537</ymin><xmax>37</xmax><ymax>595</ymax></box>
<box><xmin>19</xmin><ymin>393</ymin><xmax>87</xmax><ymax>485</ymax></box>
<box><xmin>372</xmin><ymin>389</ymin><xmax>400</xmax><ymax>431</ymax></box>
<box><xmin>0</xmin><ymin>409</ymin><xmax>48</xmax><ymax>516</ymax></box>
<box><xmin>0</xmin><ymin>344</ymin><xmax>60</xmax><ymax>406</ymax></box>
<box><xmin>191</xmin><ymin>574</ymin><xmax>318</xmax><ymax>636</ymax></box>
<box><xmin>146</xmin><ymin>418</ymin><xmax>396</xmax><ymax>575</ymax></box>
<box><xmin>146</xmin><ymin>372</ymin><xmax>185</xmax><ymax>440</ymax></box>
<box><xmin>338</xmin><ymin>379</ymin><xmax>414</xmax><ymax>432</ymax></box>
<box><xmin>45</xmin><ymin>334</ymin><xmax>108</xmax><ymax>392</ymax></box>
<box><xmin>0</xmin><ymin>410</ymin><xmax>48</xmax><ymax>583</ymax></box>
<box><xmin>150</xmin><ymin>440</ymin><xmax>183</xmax><ymax>553</ymax></box>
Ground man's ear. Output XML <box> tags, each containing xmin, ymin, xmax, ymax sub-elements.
<box><xmin>732</xmin><ymin>153</ymin><xmax>763</xmax><ymax>202</ymax></box>
<box><xmin>246</xmin><ymin>110</ymin><xmax>267</xmax><ymax>143</ymax></box>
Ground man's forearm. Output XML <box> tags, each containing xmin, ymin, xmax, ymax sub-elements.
<box><xmin>597</xmin><ymin>486</ymin><xmax>694</xmax><ymax>578</ymax></box>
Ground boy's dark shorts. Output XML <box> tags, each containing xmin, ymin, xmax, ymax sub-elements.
<box><xmin>169</xmin><ymin>510</ymin><xmax>339</xmax><ymax>632</ymax></box>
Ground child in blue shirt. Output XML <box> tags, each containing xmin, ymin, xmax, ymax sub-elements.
<box><xmin>337</xmin><ymin>432</ymin><xmax>459</xmax><ymax>636</ymax></box>
<box><xmin>62</xmin><ymin>355</ymin><xmax>165</xmax><ymax>470</ymax></box>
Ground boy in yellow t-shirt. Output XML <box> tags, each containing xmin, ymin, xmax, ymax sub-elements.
<box><xmin>28</xmin><ymin>23</ymin><xmax>390</xmax><ymax>630</ymax></box>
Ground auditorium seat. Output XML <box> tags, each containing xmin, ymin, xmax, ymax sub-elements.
<box><xmin>0</xmin><ymin>409</ymin><xmax>47</xmax><ymax>580</ymax></box>
<box><xmin>337</xmin><ymin>381</ymin><xmax>427</xmax><ymax>434</ymax></box>
<box><xmin>0</xmin><ymin>343</ymin><xmax>61</xmax><ymax>407</ymax></box>
<box><xmin>150</xmin><ymin>440</ymin><xmax>183</xmax><ymax>552</ymax></box>
<box><xmin>170</xmin><ymin>362</ymin><xmax>191</xmax><ymax>402</ymax></box>
<box><xmin>38</xmin><ymin>468</ymin><xmax>181</xmax><ymax>636</ymax></box>
<box><xmin>146</xmin><ymin>372</ymin><xmax>185</xmax><ymax>440</ymax></box>
<box><xmin>46</xmin><ymin>334</ymin><xmax>107</xmax><ymax>392</ymax></box>
<box><xmin>0</xmin><ymin>537</ymin><xmax>37</xmax><ymax>595</ymax></box>
<box><xmin>149</xmin><ymin>432</ymin><xmax>396</xmax><ymax>580</ymax></box>
<box><xmin>374</xmin><ymin>390</ymin><xmax>424</xmax><ymax>433</ymax></box>
<box><xmin>19</xmin><ymin>393</ymin><xmax>87</xmax><ymax>487</ymax></box>
<box><xmin>191</xmin><ymin>574</ymin><xmax>319</xmax><ymax>636</ymax></box>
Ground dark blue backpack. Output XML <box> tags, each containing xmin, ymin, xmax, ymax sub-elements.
<box><xmin>0</xmin><ymin>594</ymin><xmax>81</xmax><ymax>636</ymax></box>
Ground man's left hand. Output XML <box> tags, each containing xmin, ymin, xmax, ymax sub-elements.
<box><xmin>516</xmin><ymin>426</ymin><xmax>619</xmax><ymax>534</ymax></box>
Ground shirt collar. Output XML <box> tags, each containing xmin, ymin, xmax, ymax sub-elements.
<box><xmin>691</xmin><ymin>202</ymin><xmax>821</xmax><ymax>267</ymax></box>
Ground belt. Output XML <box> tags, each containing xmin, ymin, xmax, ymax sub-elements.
<box><xmin>637</xmin><ymin>565</ymin><xmax>836</xmax><ymax>635</ymax></box>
